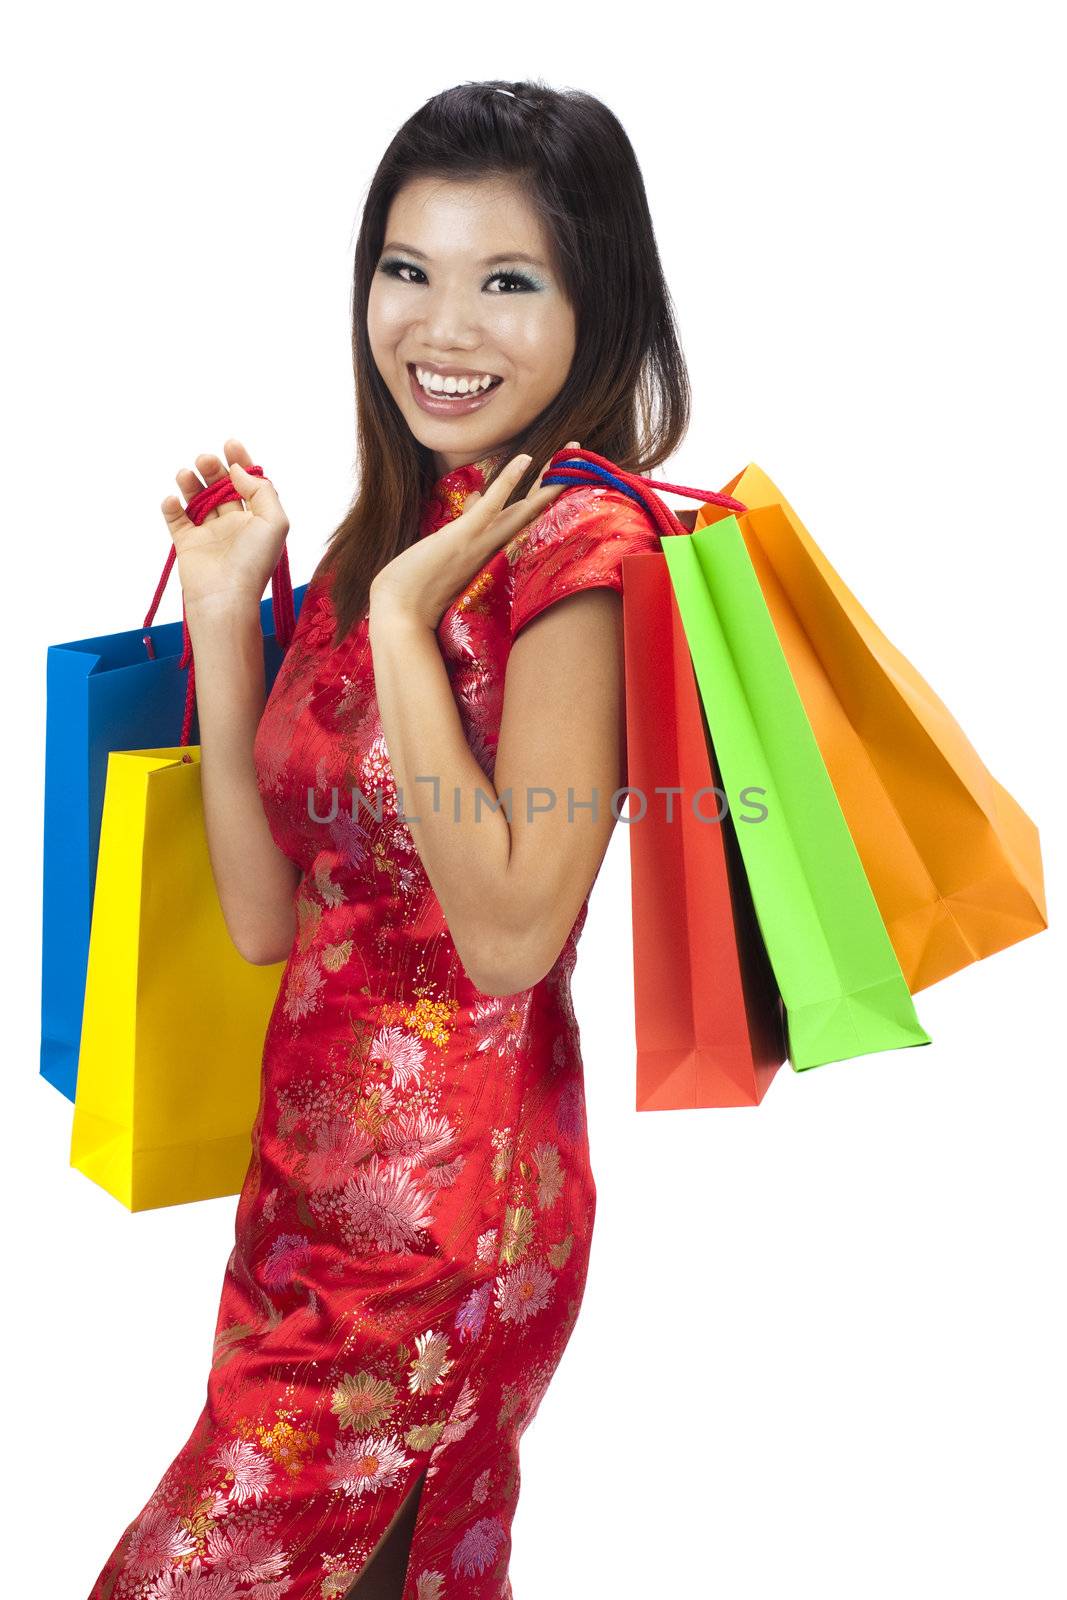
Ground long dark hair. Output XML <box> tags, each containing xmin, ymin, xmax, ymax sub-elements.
<box><xmin>317</xmin><ymin>77</ymin><xmax>691</xmax><ymax>646</ymax></box>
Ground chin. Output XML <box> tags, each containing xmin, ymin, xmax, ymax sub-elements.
<box><xmin>404</xmin><ymin>407</ymin><xmax>518</xmax><ymax>458</ymax></box>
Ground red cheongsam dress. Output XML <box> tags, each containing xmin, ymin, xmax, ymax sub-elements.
<box><xmin>86</xmin><ymin>451</ymin><xmax>662</xmax><ymax>1600</ymax></box>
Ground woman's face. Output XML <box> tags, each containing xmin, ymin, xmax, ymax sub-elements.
<box><xmin>367</xmin><ymin>175</ymin><xmax>577</xmax><ymax>479</ymax></box>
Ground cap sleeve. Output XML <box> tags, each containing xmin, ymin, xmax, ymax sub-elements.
<box><xmin>507</xmin><ymin>485</ymin><xmax>662</xmax><ymax>640</ymax></box>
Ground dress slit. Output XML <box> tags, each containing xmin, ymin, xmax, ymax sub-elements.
<box><xmin>343</xmin><ymin>1465</ymin><xmax>428</xmax><ymax>1598</ymax></box>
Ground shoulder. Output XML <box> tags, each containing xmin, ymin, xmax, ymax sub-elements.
<box><xmin>505</xmin><ymin>485</ymin><xmax>662</xmax><ymax>639</ymax></box>
<box><xmin>506</xmin><ymin>483</ymin><xmax>660</xmax><ymax>569</ymax></box>
<box><xmin>518</xmin><ymin>480</ymin><xmax>659</xmax><ymax>544</ymax></box>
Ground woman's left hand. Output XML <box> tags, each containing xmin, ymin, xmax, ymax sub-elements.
<box><xmin>369</xmin><ymin>442</ymin><xmax>579</xmax><ymax>630</ymax></box>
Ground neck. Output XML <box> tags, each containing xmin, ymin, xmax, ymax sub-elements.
<box><xmin>432</xmin><ymin>446</ymin><xmax>510</xmax><ymax>482</ymax></box>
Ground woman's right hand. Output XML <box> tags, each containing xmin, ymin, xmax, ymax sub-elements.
<box><xmin>161</xmin><ymin>438</ymin><xmax>290</xmax><ymax>612</ymax></box>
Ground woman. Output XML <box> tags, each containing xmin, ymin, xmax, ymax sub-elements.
<box><xmin>87</xmin><ymin>79</ymin><xmax>689</xmax><ymax>1599</ymax></box>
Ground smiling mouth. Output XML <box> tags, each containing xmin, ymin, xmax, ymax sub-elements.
<box><xmin>408</xmin><ymin>363</ymin><xmax>504</xmax><ymax>398</ymax></box>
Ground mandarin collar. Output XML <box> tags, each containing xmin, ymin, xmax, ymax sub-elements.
<box><xmin>419</xmin><ymin>449</ymin><xmax>510</xmax><ymax>537</ymax></box>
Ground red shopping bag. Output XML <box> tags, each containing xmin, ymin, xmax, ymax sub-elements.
<box><xmin>621</xmin><ymin>551</ymin><xmax>786</xmax><ymax>1108</ymax></box>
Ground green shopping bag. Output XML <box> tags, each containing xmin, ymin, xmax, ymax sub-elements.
<box><xmin>662</xmin><ymin>517</ymin><xmax>931</xmax><ymax>1070</ymax></box>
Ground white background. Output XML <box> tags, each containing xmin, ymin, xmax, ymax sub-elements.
<box><xmin>4</xmin><ymin>2</ymin><xmax>1064</xmax><ymax>1595</ymax></box>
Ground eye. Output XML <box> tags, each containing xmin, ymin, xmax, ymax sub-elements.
<box><xmin>485</xmin><ymin>270</ymin><xmax>539</xmax><ymax>294</ymax></box>
<box><xmin>378</xmin><ymin>258</ymin><xmax>427</xmax><ymax>285</ymax></box>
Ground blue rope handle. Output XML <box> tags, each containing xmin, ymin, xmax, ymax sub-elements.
<box><xmin>542</xmin><ymin>455</ymin><xmax>651</xmax><ymax>510</ymax></box>
<box><xmin>539</xmin><ymin>448</ymin><xmax>746</xmax><ymax>538</ymax></box>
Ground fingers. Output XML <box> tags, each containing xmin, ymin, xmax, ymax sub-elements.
<box><xmin>511</xmin><ymin>438</ymin><xmax>581</xmax><ymax>521</ymax></box>
<box><xmin>172</xmin><ymin>440</ymin><xmax>255</xmax><ymax>519</ymax></box>
<box><xmin>175</xmin><ymin>465</ymin><xmax>209</xmax><ymax>505</ymax></box>
<box><xmin>172</xmin><ymin>450</ymin><xmax>233</xmax><ymax>520</ymax></box>
<box><xmin>473</xmin><ymin>451</ymin><xmax>536</xmax><ymax>518</ymax></box>
<box><xmin>223</xmin><ymin>438</ymin><xmax>255</xmax><ymax>472</ymax></box>
<box><xmin>467</xmin><ymin>441</ymin><xmax>580</xmax><ymax>524</ymax></box>
<box><xmin>160</xmin><ymin>494</ymin><xmax>194</xmax><ymax>542</ymax></box>
<box><xmin>451</xmin><ymin>443</ymin><xmax>583</xmax><ymax>555</ymax></box>
<box><xmin>533</xmin><ymin>439</ymin><xmax>580</xmax><ymax>494</ymax></box>
<box><xmin>228</xmin><ymin>459</ymin><xmax>288</xmax><ymax>536</ymax></box>
<box><xmin>161</xmin><ymin>439</ymin><xmax>271</xmax><ymax>540</ymax></box>
<box><xmin>463</xmin><ymin>442</ymin><xmax>579</xmax><ymax>548</ymax></box>
<box><xmin>194</xmin><ymin>451</ymin><xmax>231</xmax><ymax>491</ymax></box>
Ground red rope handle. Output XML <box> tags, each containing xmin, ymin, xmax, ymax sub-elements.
<box><xmin>141</xmin><ymin>464</ymin><xmax>296</xmax><ymax>748</ymax></box>
<box><xmin>543</xmin><ymin>446</ymin><xmax>748</xmax><ymax>537</ymax></box>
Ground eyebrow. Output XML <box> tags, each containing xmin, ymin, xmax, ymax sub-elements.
<box><xmin>381</xmin><ymin>241</ymin><xmax>548</xmax><ymax>268</ymax></box>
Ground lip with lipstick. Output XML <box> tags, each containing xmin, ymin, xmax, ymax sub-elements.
<box><xmin>407</xmin><ymin>360</ymin><xmax>505</xmax><ymax>417</ymax></box>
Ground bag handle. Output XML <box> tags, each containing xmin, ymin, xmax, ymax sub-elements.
<box><xmin>541</xmin><ymin>446</ymin><xmax>748</xmax><ymax>537</ymax></box>
<box><xmin>141</xmin><ymin>464</ymin><xmax>296</xmax><ymax>748</ymax></box>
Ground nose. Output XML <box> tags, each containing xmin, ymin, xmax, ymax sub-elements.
<box><xmin>418</xmin><ymin>281</ymin><xmax>483</xmax><ymax>352</ymax></box>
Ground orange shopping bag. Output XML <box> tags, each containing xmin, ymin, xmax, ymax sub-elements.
<box><xmin>621</xmin><ymin>550</ymin><xmax>785</xmax><ymax>1108</ymax></box>
<box><xmin>695</xmin><ymin>466</ymin><xmax>1047</xmax><ymax>990</ymax></box>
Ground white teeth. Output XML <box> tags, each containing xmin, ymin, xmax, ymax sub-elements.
<box><xmin>414</xmin><ymin>365</ymin><xmax>497</xmax><ymax>396</ymax></box>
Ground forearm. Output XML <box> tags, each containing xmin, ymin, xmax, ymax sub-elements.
<box><xmin>185</xmin><ymin>594</ymin><xmax>300</xmax><ymax>964</ymax></box>
<box><xmin>368</xmin><ymin>599</ymin><xmax>531</xmax><ymax>989</ymax></box>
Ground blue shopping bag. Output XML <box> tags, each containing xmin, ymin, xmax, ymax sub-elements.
<box><xmin>41</xmin><ymin>581</ymin><xmax>307</xmax><ymax>1101</ymax></box>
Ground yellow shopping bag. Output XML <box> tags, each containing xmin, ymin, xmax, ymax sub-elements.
<box><xmin>70</xmin><ymin>746</ymin><xmax>287</xmax><ymax>1211</ymax></box>
<box><xmin>695</xmin><ymin>467</ymin><xmax>1047</xmax><ymax>991</ymax></box>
